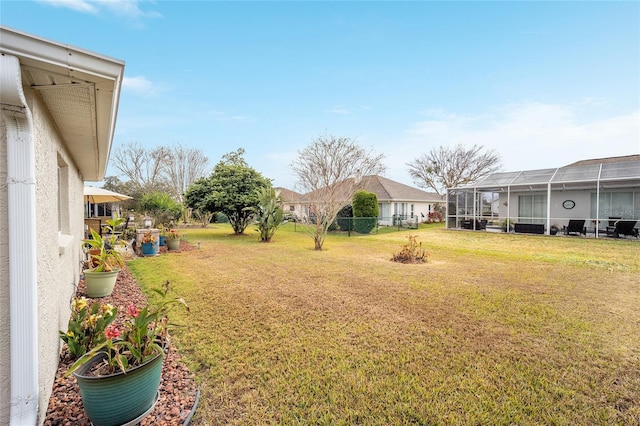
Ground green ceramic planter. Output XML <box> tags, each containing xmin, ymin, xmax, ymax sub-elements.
<box><xmin>166</xmin><ymin>239</ymin><xmax>180</xmax><ymax>251</ymax></box>
<box><xmin>84</xmin><ymin>269</ymin><xmax>119</xmax><ymax>298</ymax></box>
<box><xmin>74</xmin><ymin>351</ymin><xmax>163</xmax><ymax>426</ymax></box>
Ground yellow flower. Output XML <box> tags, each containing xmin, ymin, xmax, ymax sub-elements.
<box><xmin>71</xmin><ymin>297</ymin><xmax>88</xmax><ymax>312</ymax></box>
<box><xmin>87</xmin><ymin>314</ymin><xmax>102</xmax><ymax>327</ymax></box>
<box><xmin>66</xmin><ymin>331</ymin><xmax>74</xmax><ymax>337</ymax></box>
<box><xmin>101</xmin><ymin>304</ymin><xmax>114</xmax><ymax>316</ymax></box>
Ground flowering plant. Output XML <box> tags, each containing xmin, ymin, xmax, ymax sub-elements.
<box><xmin>64</xmin><ymin>281</ymin><xmax>188</xmax><ymax>377</ymax></box>
<box><xmin>141</xmin><ymin>231</ymin><xmax>155</xmax><ymax>244</ymax></box>
<box><xmin>166</xmin><ymin>229</ymin><xmax>181</xmax><ymax>240</ymax></box>
<box><xmin>59</xmin><ymin>297</ymin><xmax>117</xmax><ymax>359</ymax></box>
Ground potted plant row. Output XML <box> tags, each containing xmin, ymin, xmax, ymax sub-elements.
<box><xmin>83</xmin><ymin>216</ymin><xmax>126</xmax><ymax>298</ymax></box>
<box><xmin>60</xmin><ymin>283</ymin><xmax>188</xmax><ymax>426</ymax></box>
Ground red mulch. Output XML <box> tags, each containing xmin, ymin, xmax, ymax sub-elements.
<box><xmin>44</xmin><ymin>242</ymin><xmax>198</xmax><ymax>426</ymax></box>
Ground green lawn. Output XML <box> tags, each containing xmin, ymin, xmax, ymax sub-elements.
<box><xmin>128</xmin><ymin>223</ymin><xmax>640</xmax><ymax>425</ymax></box>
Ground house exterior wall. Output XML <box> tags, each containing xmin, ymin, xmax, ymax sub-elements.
<box><xmin>31</xmin><ymin>86</ymin><xmax>85</xmax><ymax>424</ymax></box>
<box><xmin>378</xmin><ymin>201</ymin><xmax>435</xmax><ymax>226</ymax></box>
<box><xmin>0</xmin><ymin>85</ymin><xmax>85</xmax><ymax>424</ymax></box>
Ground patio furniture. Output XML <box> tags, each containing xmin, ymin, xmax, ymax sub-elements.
<box><xmin>607</xmin><ymin>220</ymin><xmax>639</xmax><ymax>238</ymax></box>
<box><xmin>461</xmin><ymin>219</ymin><xmax>487</xmax><ymax>230</ymax></box>
<box><xmin>563</xmin><ymin>219</ymin><xmax>586</xmax><ymax>237</ymax></box>
<box><xmin>514</xmin><ymin>223</ymin><xmax>545</xmax><ymax>234</ymax></box>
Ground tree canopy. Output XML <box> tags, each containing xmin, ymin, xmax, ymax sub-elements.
<box><xmin>406</xmin><ymin>144</ymin><xmax>501</xmax><ymax>195</ymax></box>
<box><xmin>184</xmin><ymin>148</ymin><xmax>271</xmax><ymax>235</ymax></box>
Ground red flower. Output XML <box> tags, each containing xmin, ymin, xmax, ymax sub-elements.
<box><xmin>104</xmin><ymin>324</ymin><xmax>121</xmax><ymax>340</ymax></box>
<box><xmin>127</xmin><ymin>304</ymin><xmax>140</xmax><ymax>318</ymax></box>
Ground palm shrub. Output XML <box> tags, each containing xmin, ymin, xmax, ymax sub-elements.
<box><xmin>352</xmin><ymin>190</ymin><xmax>379</xmax><ymax>234</ymax></box>
<box><xmin>252</xmin><ymin>186</ymin><xmax>284</xmax><ymax>242</ymax></box>
<box><xmin>140</xmin><ymin>192</ymin><xmax>182</xmax><ymax>226</ymax></box>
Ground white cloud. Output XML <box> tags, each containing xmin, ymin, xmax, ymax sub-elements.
<box><xmin>206</xmin><ymin>110</ymin><xmax>251</xmax><ymax>122</ymax></box>
<box><xmin>37</xmin><ymin>0</ymin><xmax>98</xmax><ymax>13</ymax></box>
<box><xmin>402</xmin><ymin>102</ymin><xmax>640</xmax><ymax>172</ymax></box>
<box><xmin>121</xmin><ymin>76</ymin><xmax>155</xmax><ymax>96</ymax></box>
<box><xmin>329</xmin><ymin>106</ymin><xmax>352</xmax><ymax>115</ymax></box>
<box><xmin>37</xmin><ymin>0</ymin><xmax>161</xmax><ymax>18</ymax></box>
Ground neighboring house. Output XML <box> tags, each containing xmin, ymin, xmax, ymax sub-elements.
<box><xmin>274</xmin><ymin>187</ymin><xmax>306</xmax><ymax>220</ymax></box>
<box><xmin>0</xmin><ymin>26</ymin><xmax>124</xmax><ymax>425</ymax></box>
<box><xmin>446</xmin><ymin>155</ymin><xmax>640</xmax><ymax>237</ymax></box>
<box><xmin>279</xmin><ymin>175</ymin><xmax>443</xmax><ymax>225</ymax></box>
<box><xmin>360</xmin><ymin>175</ymin><xmax>443</xmax><ymax>225</ymax></box>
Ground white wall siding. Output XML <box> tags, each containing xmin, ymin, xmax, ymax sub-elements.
<box><xmin>29</xmin><ymin>88</ymin><xmax>82</xmax><ymax>424</ymax></box>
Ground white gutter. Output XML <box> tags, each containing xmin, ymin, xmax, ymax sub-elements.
<box><xmin>1</xmin><ymin>55</ymin><xmax>39</xmax><ymax>424</ymax></box>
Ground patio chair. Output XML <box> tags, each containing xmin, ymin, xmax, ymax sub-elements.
<box><xmin>609</xmin><ymin>220</ymin><xmax>639</xmax><ymax>238</ymax></box>
<box><xmin>563</xmin><ymin>219</ymin><xmax>586</xmax><ymax>237</ymax></box>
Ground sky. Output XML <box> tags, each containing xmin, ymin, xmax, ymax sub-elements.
<box><xmin>1</xmin><ymin>0</ymin><xmax>639</xmax><ymax>190</ymax></box>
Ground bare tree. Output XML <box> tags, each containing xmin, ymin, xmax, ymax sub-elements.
<box><xmin>110</xmin><ymin>141</ymin><xmax>209</xmax><ymax>202</ymax></box>
<box><xmin>407</xmin><ymin>144</ymin><xmax>501</xmax><ymax>195</ymax></box>
<box><xmin>291</xmin><ymin>135</ymin><xmax>386</xmax><ymax>250</ymax></box>
<box><xmin>165</xmin><ymin>143</ymin><xmax>209</xmax><ymax>202</ymax></box>
<box><xmin>111</xmin><ymin>141</ymin><xmax>170</xmax><ymax>192</ymax></box>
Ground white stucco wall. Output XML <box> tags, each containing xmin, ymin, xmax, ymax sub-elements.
<box><xmin>0</xmin><ymin>102</ymin><xmax>10</xmax><ymax>425</ymax></box>
<box><xmin>9</xmin><ymin>87</ymin><xmax>84</xmax><ymax>424</ymax></box>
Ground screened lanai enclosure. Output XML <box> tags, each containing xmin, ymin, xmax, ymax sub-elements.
<box><xmin>446</xmin><ymin>156</ymin><xmax>640</xmax><ymax>238</ymax></box>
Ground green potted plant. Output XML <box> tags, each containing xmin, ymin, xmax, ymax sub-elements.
<box><xmin>83</xmin><ymin>216</ymin><xmax>126</xmax><ymax>298</ymax></box>
<box><xmin>165</xmin><ymin>229</ymin><xmax>181</xmax><ymax>251</ymax></box>
<box><xmin>63</xmin><ymin>282</ymin><xmax>188</xmax><ymax>426</ymax></box>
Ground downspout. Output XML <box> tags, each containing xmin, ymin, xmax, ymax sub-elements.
<box><xmin>1</xmin><ymin>54</ymin><xmax>39</xmax><ymax>424</ymax></box>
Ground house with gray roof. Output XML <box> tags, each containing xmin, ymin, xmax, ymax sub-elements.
<box><xmin>446</xmin><ymin>155</ymin><xmax>640</xmax><ymax>238</ymax></box>
<box><xmin>277</xmin><ymin>175</ymin><xmax>443</xmax><ymax>226</ymax></box>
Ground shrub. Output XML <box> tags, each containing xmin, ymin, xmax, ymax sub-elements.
<box><xmin>353</xmin><ymin>191</ymin><xmax>378</xmax><ymax>234</ymax></box>
<box><xmin>391</xmin><ymin>235</ymin><xmax>429</xmax><ymax>264</ymax></box>
<box><xmin>336</xmin><ymin>205</ymin><xmax>353</xmax><ymax>231</ymax></box>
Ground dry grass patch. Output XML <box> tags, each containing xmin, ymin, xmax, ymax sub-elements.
<box><xmin>128</xmin><ymin>224</ymin><xmax>640</xmax><ymax>425</ymax></box>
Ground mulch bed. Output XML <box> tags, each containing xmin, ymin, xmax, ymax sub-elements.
<box><xmin>44</xmin><ymin>241</ymin><xmax>198</xmax><ymax>425</ymax></box>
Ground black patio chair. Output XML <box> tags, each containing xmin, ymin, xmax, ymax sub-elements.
<box><xmin>610</xmin><ymin>220</ymin><xmax>639</xmax><ymax>238</ymax></box>
<box><xmin>564</xmin><ymin>219</ymin><xmax>586</xmax><ymax>236</ymax></box>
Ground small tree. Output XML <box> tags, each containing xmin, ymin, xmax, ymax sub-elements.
<box><xmin>252</xmin><ymin>187</ymin><xmax>284</xmax><ymax>242</ymax></box>
<box><xmin>352</xmin><ymin>190</ymin><xmax>379</xmax><ymax>234</ymax></box>
<box><xmin>406</xmin><ymin>144</ymin><xmax>501</xmax><ymax>195</ymax></box>
<box><xmin>291</xmin><ymin>135</ymin><xmax>386</xmax><ymax>250</ymax></box>
<box><xmin>184</xmin><ymin>149</ymin><xmax>270</xmax><ymax>235</ymax></box>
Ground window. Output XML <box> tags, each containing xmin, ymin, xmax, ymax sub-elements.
<box><xmin>591</xmin><ymin>191</ymin><xmax>639</xmax><ymax>219</ymax></box>
<box><xmin>518</xmin><ymin>194</ymin><xmax>546</xmax><ymax>223</ymax></box>
<box><xmin>410</xmin><ymin>204</ymin><xmax>415</xmax><ymax>218</ymax></box>
<box><xmin>57</xmin><ymin>154</ymin><xmax>69</xmax><ymax>233</ymax></box>
<box><xmin>379</xmin><ymin>203</ymin><xmax>390</xmax><ymax>220</ymax></box>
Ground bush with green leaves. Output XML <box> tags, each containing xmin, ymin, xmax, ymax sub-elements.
<box><xmin>336</xmin><ymin>205</ymin><xmax>353</xmax><ymax>231</ymax></box>
<box><xmin>352</xmin><ymin>190</ymin><xmax>379</xmax><ymax>234</ymax></box>
<box><xmin>140</xmin><ymin>192</ymin><xmax>183</xmax><ymax>226</ymax></box>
